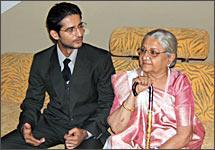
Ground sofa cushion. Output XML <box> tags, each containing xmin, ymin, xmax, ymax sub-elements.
<box><xmin>1</xmin><ymin>53</ymin><xmax>49</xmax><ymax>105</ymax></box>
<box><xmin>1</xmin><ymin>100</ymin><xmax>21</xmax><ymax>136</ymax></box>
<box><xmin>110</xmin><ymin>27</ymin><xmax>209</xmax><ymax>60</ymax></box>
<box><xmin>175</xmin><ymin>63</ymin><xmax>214</xmax><ymax>122</ymax></box>
<box><xmin>201</xmin><ymin>121</ymin><xmax>214</xmax><ymax>149</ymax></box>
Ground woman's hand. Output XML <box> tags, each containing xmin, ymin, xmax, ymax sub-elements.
<box><xmin>132</xmin><ymin>75</ymin><xmax>154</xmax><ymax>95</ymax></box>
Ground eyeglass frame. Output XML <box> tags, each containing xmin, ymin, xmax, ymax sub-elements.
<box><xmin>137</xmin><ymin>47</ymin><xmax>167</xmax><ymax>57</ymax></box>
<box><xmin>60</xmin><ymin>22</ymin><xmax>87</xmax><ymax>35</ymax></box>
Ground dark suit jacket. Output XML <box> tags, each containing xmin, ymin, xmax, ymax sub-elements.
<box><xmin>18</xmin><ymin>43</ymin><xmax>115</xmax><ymax>144</ymax></box>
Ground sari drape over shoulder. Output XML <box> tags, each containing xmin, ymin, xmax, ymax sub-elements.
<box><xmin>104</xmin><ymin>69</ymin><xmax>205</xmax><ymax>149</ymax></box>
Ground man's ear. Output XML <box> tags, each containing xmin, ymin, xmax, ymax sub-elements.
<box><xmin>50</xmin><ymin>30</ymin><xmax>59</xmax><ymax>41</ymax></box>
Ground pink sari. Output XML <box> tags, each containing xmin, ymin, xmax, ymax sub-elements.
<box><xmin>104</xmin><ymin>69</ymin><xmax>205</xmax><ymax>149</ymax></box>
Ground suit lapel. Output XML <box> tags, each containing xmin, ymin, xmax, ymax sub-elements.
<box><xmin>48</xmin><ymin>47</ymin><xmax>66</xmax><ymax>101</ymax></box>
<box><xmin>71</xmin><ymin>45</ymin><xmax>88</xmax><ymax>82</ymax></box>
<box><xmin>70</xmin><ymin>45</ymin><xmax>90</xmax><ymax>100</ymax></box>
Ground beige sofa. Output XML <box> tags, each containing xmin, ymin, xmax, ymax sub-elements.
<box><xmin>1</xmin><ymin>27</ymin><xmax>214</xmax><ymax>149</ymax></box>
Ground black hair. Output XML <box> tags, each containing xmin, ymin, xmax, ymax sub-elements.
<box><xmin>46</xmin><ymin>2</ymin><xmax>82</xmax><ymax>33</ymax></box>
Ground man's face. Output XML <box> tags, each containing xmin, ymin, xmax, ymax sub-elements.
<box><xmin>51</xmin><ymin>14</ymin><xmax>85</xmax><ymax>50</ymax></box>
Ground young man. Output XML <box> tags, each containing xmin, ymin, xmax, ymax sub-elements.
<box><xmin>1</xmin><ymin>2</ymin><xmax>115</xmax><ymax>149</ymax></box>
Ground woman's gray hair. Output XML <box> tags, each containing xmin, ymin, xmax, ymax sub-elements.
<box><xmin>141</xmin><ymin>29</ymin><xmax>177</xmax><ymax>68</ymax></box>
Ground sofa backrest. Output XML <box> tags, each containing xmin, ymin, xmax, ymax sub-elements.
<box><xmin>110</xmin><ymin>27</ymin><xmax>209</xmax><ymax>61</ymax></box>
<box><xmin>110</xmin><ymin>27</ymin><xmax>214</xmax><ymax>122</ymax></box>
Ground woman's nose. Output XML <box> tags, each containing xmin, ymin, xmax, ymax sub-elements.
<box><xmin>142</xmin><ymin>50</ymin><xmax>151</xmax><ymax>59</ymax></box>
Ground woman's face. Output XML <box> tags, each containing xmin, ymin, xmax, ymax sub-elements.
<box><xmin>139</xmin><ymin>37</ymin><xmax>169</xmax><ymax>74</ymax></box>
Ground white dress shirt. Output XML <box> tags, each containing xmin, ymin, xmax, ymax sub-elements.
<box><xmin>57</xmin><ymin>45</ymin><xmax>78</xmax><ymax>75</ymax></box>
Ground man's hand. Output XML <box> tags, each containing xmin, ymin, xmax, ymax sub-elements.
<box><xmin>64</xmin><ymin>128</ymin><xmax>88</xmax><ymax>149</ymax></box>
<box><xmin>22</xmin><ymin>123</ymin><xmax>45</xmax><ymax>146</ymax></box>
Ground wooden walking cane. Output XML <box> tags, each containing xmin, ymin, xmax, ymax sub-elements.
<box><xmin>146</xmin><ymin>84</ymin><xmax>153</xmax><ymax>149</ymax></box>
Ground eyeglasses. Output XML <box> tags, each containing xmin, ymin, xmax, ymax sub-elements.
<box><xmin>60</xmin><ymin>22</ymin><xmax>87</xmax><ymax>35</ymax></box>
<box><xmin>137</xmin><ymin>47</ymin><xmax>167</xmax><ymax>57</ymax></box>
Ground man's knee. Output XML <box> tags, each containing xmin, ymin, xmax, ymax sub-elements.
<box><xmin>75</xmin><ymin>137</ymin><xmax>103</xmax><ymax>149</ymax></box>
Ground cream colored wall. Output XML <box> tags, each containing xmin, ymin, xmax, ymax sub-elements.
<box><xmin>1</xmin><ymin>1</ymin><xmax>214</xmax><ymax>62</ymax></box>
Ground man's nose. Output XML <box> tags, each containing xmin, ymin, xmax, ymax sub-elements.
<box><xmin>75</xmin><ymin>28</ymin><xmax>83</xmax><ymax>37</ymax></box>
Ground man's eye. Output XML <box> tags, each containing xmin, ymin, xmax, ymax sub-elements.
<box><xmin>67</xmin><ymin>28</ymin><xmax>74</xmax><ymax>32</ymax></box>
<box><xmin>78</xmin><ymin>25</ymin><xmax>84</xmax><ymax>28</ymax></box>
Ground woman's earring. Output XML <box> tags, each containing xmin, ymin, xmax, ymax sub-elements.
<box><xmin>167</xmin><ymin>64</ymin><xmax>170</xmax><ymax>68</ymax></box>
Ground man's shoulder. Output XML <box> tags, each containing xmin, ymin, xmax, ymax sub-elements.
<box><xmin>35</xmin><ymin>45</ymin><xmax>56</xmax><ymax>56</ymax></box>
<box><xmin>33</xmin><ymin>45</ymin><xmax>56</xmax><ymax>60</ymax></box>
<box><xmin>30</xmin><ymin>45</ymin><xmax>56</xmax><ymax>66</ymax></box>
<box><xmin>82</xmin><ymin>43</ymin><xmax>110</xmax><ymax>56</ymax></box>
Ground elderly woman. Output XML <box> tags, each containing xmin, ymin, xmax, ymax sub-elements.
<box><xmin>104</xmin><ymin>29</ymin><xmax>205</xmax><ymax>149</ymax></box>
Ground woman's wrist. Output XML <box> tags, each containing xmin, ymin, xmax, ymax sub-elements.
<box><xmin>122</xmin><ymin>101</ymin><xmax>134</xmax><ymax>112</ymax></box>
<box><xmin>122</xmin><ymin>94</ymin><xmax>136</xmax><ymax>112</ymax></box>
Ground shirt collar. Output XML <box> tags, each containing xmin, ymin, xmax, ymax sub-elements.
<box><xmin>57</xmin><ymin>44</ymin><xmax>78</xmax><ymax>68</ymax></box>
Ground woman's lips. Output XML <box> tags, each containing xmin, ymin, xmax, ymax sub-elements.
<box><xmin>143</xmin><ymin>61</ymin><xmax>152</xmax><ymax>65</ymax></box>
